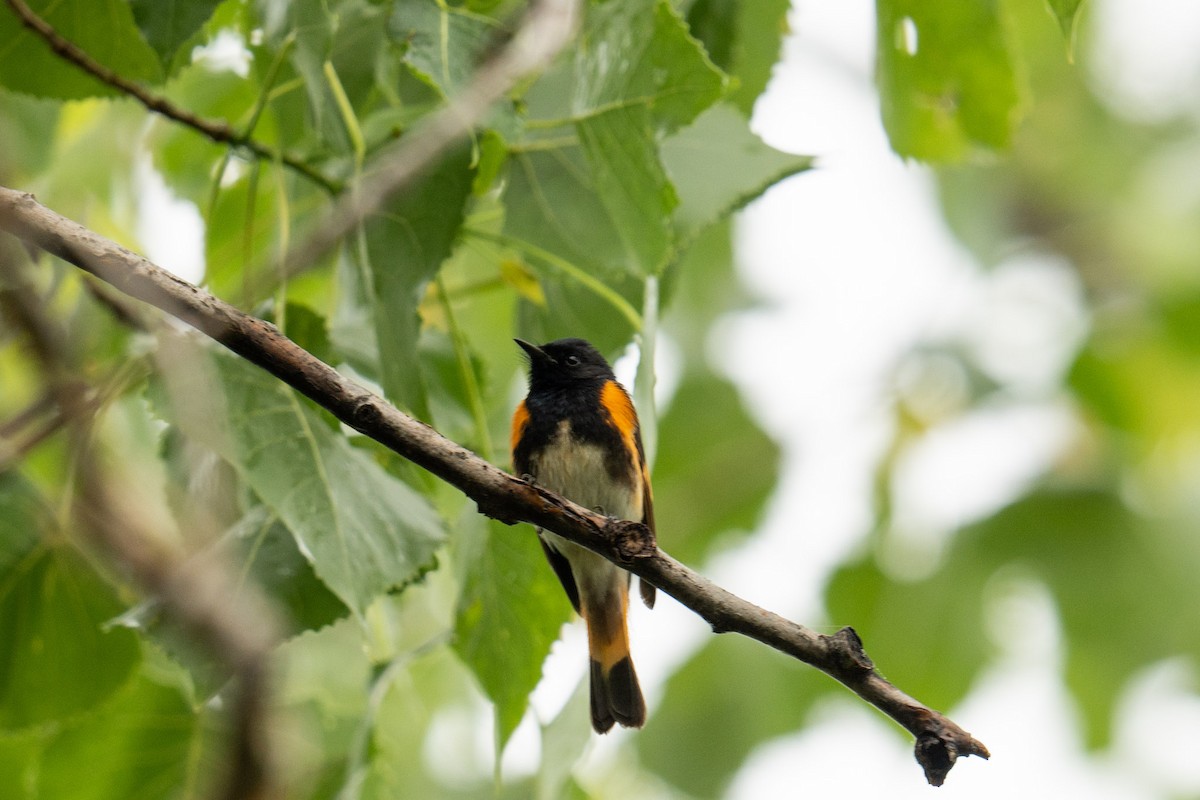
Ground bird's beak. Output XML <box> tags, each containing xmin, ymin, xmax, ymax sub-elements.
<box><xmin>515</xmin><ymin>338</ymin><xmax>555</xmax><ymax>367</ymax></box>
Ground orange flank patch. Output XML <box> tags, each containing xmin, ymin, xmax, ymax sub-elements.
<box><xmin>600</xmin><ymin>380</ymin><xmax>639</xmax><ymax>466</ymax></box>
<box><xmin>510</xmin><ymin>399</ymin><xmax>530</xmax><ymax>457</ymax></box>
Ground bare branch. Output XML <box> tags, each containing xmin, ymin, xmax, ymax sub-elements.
<box><xmin>278</xmin><ymin>0</ymin><xmax>581</xmax><ymax>282</ymax></box>
<box><xmin>2</xmin><ymin>0</ymin><xmax>339</xmax><ymax>193</ymax></box>
<box><xmin>0</xmin><ymin>222</ymin><xmax>282</xmax><ymax>800</ymax></box>
<box><xmin>0</xmin><ymin>185</ymin><xmax>990</xmax><ymax>785</ymax></box>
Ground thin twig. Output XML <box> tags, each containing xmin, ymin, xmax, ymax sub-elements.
<box><xmin>2</xmin><ymin>0</ymin><xmax>339</xmax><ymax>194</ymax></box>
<box><xmin>0</xmin><ymin>185</ymin><xmax>989</xmax><ymax>786</ymax></box>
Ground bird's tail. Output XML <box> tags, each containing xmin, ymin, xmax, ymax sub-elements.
<box><xmin>584</xmin><ymin>587</ymin><xmax>646</xmax><ymax>733</ymax></box>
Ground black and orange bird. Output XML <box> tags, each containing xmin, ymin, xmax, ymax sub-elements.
<box><xmin>511</xmin><ymin>338</ymin><xmax>656</xmax><ymax>732</ymax></box>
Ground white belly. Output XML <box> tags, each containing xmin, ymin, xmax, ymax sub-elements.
<box><xmin>531</xmin><ymin>420</ymin><xmax>642</xmax><ymax>599</ymax></box>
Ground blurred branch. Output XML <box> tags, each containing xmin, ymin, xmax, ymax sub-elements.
<box><xmin>0</xmin><ymin>227</ymin><xmax>282</xmax><ymax>800</ymax></box>
<box><xmin>0</xmin><ymin>186</ymin><xmax>989</xmax><ymax>786</ymax></box>
<box><xmin>2</xmin><ymin>0</ymin><xmax>339</xmax><ymax>193</ymax></box>
<box><xmin>277</xmin><ymin>0</ymin><xmax>581</xmax><ymax>282</ymax></box>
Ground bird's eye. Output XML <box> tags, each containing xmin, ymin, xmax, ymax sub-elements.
<box><xmin>565</xmin><ymin>355</ymin><xmax>581</xmax><ymax>367</ymax></box>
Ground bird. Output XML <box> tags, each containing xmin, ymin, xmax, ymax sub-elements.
<box><xmin>511</xmin><ymin>337</ymin><xmax>656</xmax><ymax>732</ymax></box>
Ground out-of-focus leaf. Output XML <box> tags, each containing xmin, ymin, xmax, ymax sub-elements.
<box><xmin>287</xmin><ymin>0</ymin><xmax>393</xmax><ymax>156</ymax></box>
<box><xmin>499</xmin><ymin>258</ymin><xmax>545</xmax><ymax>306</ymax></box>
<box><xmin>454</xmin><ymin>517</ymin><xmax>571</xmax><ymax>749</ymax></box>
<box><xmin>875</xmin><ymin>0</ymin><xmax>1020</xmax><ymax>161</ymax></box>
<box><xmin>32</xmin><ymin>101</ymin><xmax>146</xmax><ymax>223</ymax></box>
<box><xmin>390</xmin><ymin>0</ymin><xmax>500</xmax><ymax>98</ymax></box>
<box><xmin>0</xmin><ymin>543</ymin><xmax>142</xmax><ymax>730</ymax></box>
<box><xmin>158</xmin><ymin>350</ymin><xmax>445</xmax><ymax>615</ymax></box>
<box><xmin>203</xmin><ymin>163</ymin><xmax>280</xmax><ymax>300</ymax></box>
<box><xmin>0</xmin><ymin>473</ymin><xmax>45</xmax><ymax>573</ymax></box>
<box><xmin>148</xmin><ymin>65</ymin><xmax>263</xmax><ymax>203</ymax></box>
<box><xmin>0</xmin><ymin>0</ymin><xmax>162</xmax><ymax>99</ymax></box>
<box><xmin>130</xmin><ymin>0</ymin><xmax>224</xmax><ymax>66</ymax></box>
<box><xmin>366</xmin><ymin>145</ymin><xmax>474</xmax><ymax>420</ymax></box>
<box><xmin>653</xmin><ymin>371</ymin><xmax>779</xmax><ymax>564</ymax></box>
<box><xmin>0</xmin><ymin>90</ymin><xmax>58</xmax><ymax>183</ymax></box>
<box><xmin>515</xmin><ymin>271</ymin><xmax>641</xmax><ymax>359</ymax></box>
<box><xmin>826</xmin><ymin>553</ymin><xmax>991</xmax><ymax>714</ymax></box>
<box><xmin>977</xmin><ymin>491</ymin><xmax>1200</xmax><ymax>747</ymax></box>
<box><xmin>417</xmin><ymin>327</ymin><xmax>486</xmax><ymax>452</ymax></box>
<box><xmin>1045</xmin><ymin>0</ymin><xmax>1085</xmax><ymax>41</ymax></box>
<box><xmin>1070</xmin><ymin>331</ymin><xmax>1200</xmax><ymax>444</ymax></box>
<box><xmin>0</xmin><ymin>473</ymin><xmax>140</xmax><ymax>731</ymax></box>
<box><xmin>35</xmin><ymin>674</ymin><xmax>200</xmax><ymax>800</ymax></box>
<box><xmin>829</xmin><ymin>488</ymin><xmax>1200</xmax><ymax>749</ymax></box>
<box><xmin>0</xmin><ymin>731</ymin><xmax>40</xmax><ymax>798</ymax></box>
<box><xmin>639</xmin><ymin>636</ymin><xmax>829</xmax><ymax>797</ymax></box>
<box><xmin>686</xmin><ymin>0</ymin><xmax>790</xmax><ymax>115</ymax></box>
<box><xmin>535</xmin><ymin>676</ymin><xmax>590</xmax><ymax>800</ymax></box>
<box><xmin>660</xmin><ymin>219</ymin><xmax>749</xmax><ymax>362</ymax></box>
<box><xmin>661</xmin><ymin>102</ymin><xmax>812</xmax><ymax>242</ymax></box>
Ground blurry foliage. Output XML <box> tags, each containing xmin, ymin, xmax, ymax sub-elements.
<box><xmin>1</xmin><ymin>0</ymin><xmax>1195</xmax><ymax>797</ymax></box>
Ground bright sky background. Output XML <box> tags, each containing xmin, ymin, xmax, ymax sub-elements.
<box><xmin>133</xmin><ymin>0</ymin><xmax>1200</xmax><ymax>795</ymax></box>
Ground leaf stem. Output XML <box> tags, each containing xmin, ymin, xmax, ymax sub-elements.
<box><xmin>635</xmin><ymin>275</ymin><xmax>659</xmax><ymax>466</ymax></box>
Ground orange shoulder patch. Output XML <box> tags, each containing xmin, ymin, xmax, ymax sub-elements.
<box><xmin>600</xmin><ymin>380</ymin><xmax>640</xmax><ymax>465</ymax></box>
<box><xmin>511</xmin><ymin>399</ymin><xmax>530</xmax><ymax>457</ymax></box>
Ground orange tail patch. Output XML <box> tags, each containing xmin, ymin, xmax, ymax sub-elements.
<box><xmin>583</xmin><ymin>587</ymin><xmax>645</xmax><ymax>732</ymax></box>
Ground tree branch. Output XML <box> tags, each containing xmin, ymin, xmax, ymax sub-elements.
<box><xmin>0</xmin><ymin>185</ymin><xmax>989</xmax><ymax>785</ymax></box>
<box><xmin>2</xmin><ymin>0</ymin><xmax>339</xmax><ymax>193</ymax></box>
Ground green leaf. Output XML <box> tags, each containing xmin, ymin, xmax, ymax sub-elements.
<box><xmin>503</xmin><ymin>145</ymin><xmax>630</xmax><ymax>278</ymax></box>
<box><xmin>390</xmin><ymin>0</ymin><xmax>500</xmax><ymax>98</ymax></box>
<box><xmin>366</xmin><ymin>145</ymin><xmax>474</xmax><ymax>419</ymax></box>
<box><xmin>0</xmin><ymin>0</ymin><xmax>162</xmax><ymax>99</ymax></box>
<box><xmin>35</xmin><ymin>673</ymin><xmax>200</xmax><ymax>800</ymax></box>
<box><xmin>574</xmin><ymin>0</ymin><xmax>726</xmax><ymax>135</ymax></box>
<box><xmin>661</xmin><ymin>102</ymin><xmax>812</xmax><ymax>241</ymax></box>
<box><xmin>875</xmin><ymin>0</ymin><xmax>1020</xmax><ymax>161</ymax></box>
<box><xmin>231</xmin><ymin>507</ymin><xmax>351</xmax><ymax>634</ymax></box>
<box><xmin>159</xmin><ymin>350</ymin><xmax>445</xmax><ymax>616</ymax></box>
<box><xmin>575</xmin><ymin>106</ymin><xmax>677</xmax><ymax>275</ymax></box>
<box><xmin>639</xmin><ymin>636</ymin><xmax>828</xmax><ymax>797</ymax></box>
<box><xmin>686</xmin><ymin>0</ymin><xmax>790</xmax><ymax>115</ymax></box>
<box><xmin>0</xmin><ymin>543</ymin><xmax>141</xmax><ymax>730</ymax></box>
<box><xmin>454</xmin><ymin>517</ymin><xmax>571</xmax><ymax>749</ymax></box>
<box><xmin>129</xmin><ymin>0</ymin><xmax>224</xmax><ymax>66</ymax></box>
<box><xmin>0</xmin><ymin>730</ymin><xmax>41</xmax><ymax>798</ymax></box>
<box><xmin>0</xmin><ymin>472</ymin><xmax>46</xmax><ymax>573</ymax></box>
<box><xmin>653</xmin><ymin>371</ymin><xmax>780</xmax><ymax>565</ymax></box>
